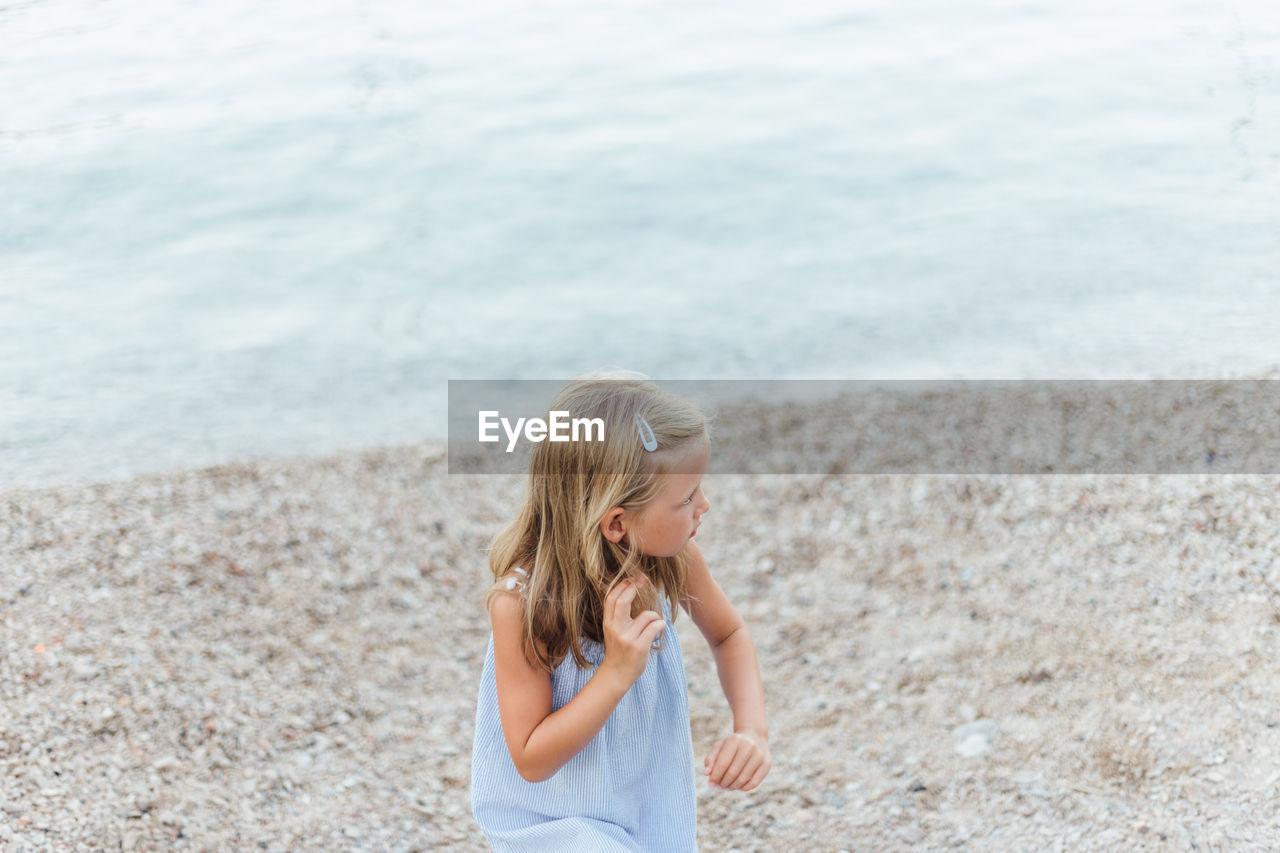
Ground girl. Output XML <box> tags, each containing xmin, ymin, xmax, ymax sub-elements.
<box><xmin>470</xmin><ymin>376</ymin><xmax>771</xmax><ymax>852</ymax></box>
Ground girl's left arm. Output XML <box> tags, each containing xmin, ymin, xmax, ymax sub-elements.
<box><xmin>681</xmin><ymin>540</ymin><xmax>771</xmax><ymax>791</ymax></box>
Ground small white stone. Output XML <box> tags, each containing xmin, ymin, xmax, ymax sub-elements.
<box><xmin>896</xmin><ymin>825</ymin><xmax>924</xmax><ymax>845</ymax></box>
<box><xmin>956</xmin><ymin>734</ymin><xmax>991</xmax><ymax>757</ymax></box>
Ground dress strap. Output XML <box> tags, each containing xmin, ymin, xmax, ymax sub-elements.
<box><xmin>504</xmin><ymin>566</ymin><xmax>529</xmax><ymax>591</ymax></box>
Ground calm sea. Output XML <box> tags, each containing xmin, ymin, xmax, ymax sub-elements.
<box><xmin>2</xmin><ymin>0</ymin><xmax>1278</xmax><ymax>488</ymax></box>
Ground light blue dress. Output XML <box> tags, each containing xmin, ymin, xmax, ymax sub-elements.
<box><xmin>470</xmin><ymin>591</ymin><xmax>698</xmax><ymax>851</ymax></box>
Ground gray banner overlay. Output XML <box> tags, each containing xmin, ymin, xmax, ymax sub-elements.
<box><xmin>448</xmin><ymin>380</ymin><xmax>1280</xmax><ymax>474</ymax></box>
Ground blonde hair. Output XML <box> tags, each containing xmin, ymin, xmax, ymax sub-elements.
<box><xmin>486</xmin><ymin>374</ymin><xmax>709</xmax><ymax>671</ymax></box>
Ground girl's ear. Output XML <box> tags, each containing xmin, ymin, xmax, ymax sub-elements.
<box><xmin>599</xmin><ymin>507</ymin><xmax>628</xmax><ymax>544</ymax></box>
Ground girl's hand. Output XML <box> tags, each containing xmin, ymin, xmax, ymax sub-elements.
<box><xmin>599</xmin><ymin>576</ymin><xmax>665</xmax><ymax>689</ymax></box>
<box><xmin>704</xmin><ymin>729</ymin><xmax>771</xmax><ymax>791</ymax></box>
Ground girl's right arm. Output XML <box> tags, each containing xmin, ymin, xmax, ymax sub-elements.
<box><xmin>490</xmin><ymin>575</ymin><xmax>665</xmax><ymax>783</ymax></box>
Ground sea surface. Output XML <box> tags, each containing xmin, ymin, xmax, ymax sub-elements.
<box><xmin>2</xmin><ymin>0</ymin><xmax>1278</xmax><ymax>488</ymax></box>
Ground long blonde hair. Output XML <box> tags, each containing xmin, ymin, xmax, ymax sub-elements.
<box><xmin>486</xmin><ymin>375</ymin><xmax>708</xmax><ymax>671</ymax></box>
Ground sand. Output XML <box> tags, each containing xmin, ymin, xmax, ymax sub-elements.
<box><xmin>4</xmin><ymin>401</ymin><xmax>1280</xmax><ymax>850</ymax></box>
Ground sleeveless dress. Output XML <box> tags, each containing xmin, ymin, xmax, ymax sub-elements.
<box><xmin>470</xmin><ymin>590</ymin><xmax>698</xmax><ymax>851</ymax></box>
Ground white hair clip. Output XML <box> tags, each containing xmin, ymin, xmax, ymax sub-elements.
<box><xmin>635</xmin><ymin>413</ymin><xmax>658</xmax><ymax>452</ymax></box>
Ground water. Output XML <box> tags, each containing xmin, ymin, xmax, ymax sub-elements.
<box><xmin>2</xmin><ymin>0</ymin><xmax>1278</xmax><ymax>488</ymax></box>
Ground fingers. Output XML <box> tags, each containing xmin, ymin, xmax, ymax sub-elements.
<box><xmin>635</xmin><ymin>613</ymin><xmax>666</xmax><ymax>646</ymax></box>
<box><xmin>703</xmin><ymin>742</ymin><xmax>723</xmax><ymax>778</ymax></box>
<box><xmin>719</xmin><ymin>747</ymin><xmax>756</xmax><ymax>790</ymax></box>
<box><xmin>740</xmin><ymin>759</ymin><xmax>770</xmax><ymax>792</ymax></box>
<box><xmin>705</xmin><ymin>734</ymin><xmax>770</xmax><ymax>791</ymax></box>
<box><xmin>605</xmin><ymin>576</ymin><xmax>642</xmax><ymax>625</ymax></box>
<box><xmin>706</xmin><ymin>737</ymin><xmax>740</xmax><ymax>788</ymax></box>
<box><xmin>606</xmin><ymin>575</ymin><xmax>650</xmax><ymax>625</ymax></box>
<box><xmin>628</xmin><ymin>606</ymin><xmax>660</xmax><ymax>627</ymax></box>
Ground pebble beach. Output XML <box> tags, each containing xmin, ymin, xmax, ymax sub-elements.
<box><xmin>5</xmin><ymin>395</ymin><xmax>1280</xmax><ymax>850</ymax></box>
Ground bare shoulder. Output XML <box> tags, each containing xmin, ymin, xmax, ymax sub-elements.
<box><xmin>488</xmin><ymin>568</ymin><xmax>529</xmax><ymax>622</ymax></box>
<box><xmin>488</xmin><ymin>568</ymin><xmax>551</xmax><ymax>666</ymax></box>
<box><xmin>684</xmin><ymin>538</ymin><xmax>709</xmax><ymax>571</ymax></box>
<box><xmin>487</xmin><ymin>567</ymin><xmax>531</xmax><ymax>612</ymax></box>
<box><xmin>680</xmin><ymin>540</ymin><xmax>713</xmax><ymax>602</ymax></box>
<box><xmin>681</xmin><ymin>540</ymin><xmax>746</xmax><ymax>646</ymax></box>
<box><xmin>488</xmin><ymin>582</ymin><xmax>522</xmax><ymax>623</ymax></box>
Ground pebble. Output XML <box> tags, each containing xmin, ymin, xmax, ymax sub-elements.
<box><xmin>956</xmin><ymin>734</ymin><xmax>991</xmax><ymax>757</ymax></box>
<box><xmin>953</xmin><ymin>719</ymin><xmax>999</xmax><ymax>757</ymax></box>
<box><xmin>6</xmin><ymin>427</ymin><xmax>1280</xmax><ymax>849</ymax></box>
<box><xmin>895</xmin><ymin>825</ymin><xmax>924</xmax><ymax>845</ymax></box>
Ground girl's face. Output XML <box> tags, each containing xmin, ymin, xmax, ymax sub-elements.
<box><xmin>626</xmin><ymin>440</ymin><xmax>711</xmax><ymax>558</ymax></box>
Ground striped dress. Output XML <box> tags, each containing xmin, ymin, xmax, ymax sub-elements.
<box><xmin>470</xmin><ymin>590</ymin><xmax>697</xmax><ymax>851</ymax></box>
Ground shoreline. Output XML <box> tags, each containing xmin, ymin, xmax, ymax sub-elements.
<box><xmin>15</xmin><ymin>371</ymin><xmax>1280</xmax><ymax>494</ymax></box>
<box><xmin>5</xmin><ymin>409</ymin><xmax>1280</xmax><ymax>848</ymax></box>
